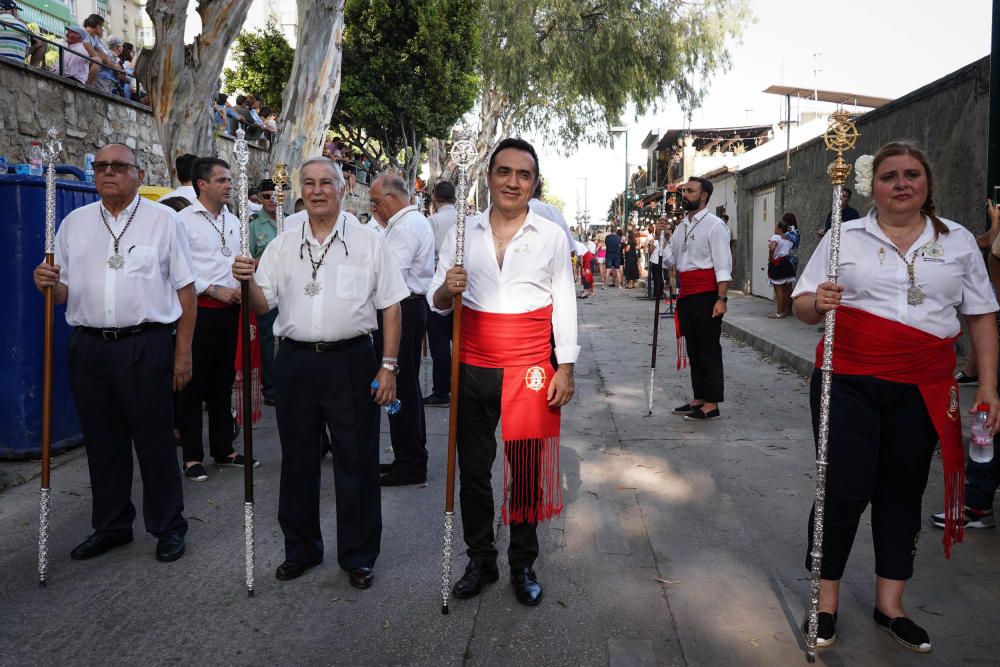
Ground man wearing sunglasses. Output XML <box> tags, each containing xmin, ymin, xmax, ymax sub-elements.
<box><xmin>32</xmin><ymin>143</ymin><xmax>194</xmax><ymax>563</ymax></box>
<box><xmin>250</xmin><ymin>179</ymin><xmax>281</xmax><ymax>405</ymax></box>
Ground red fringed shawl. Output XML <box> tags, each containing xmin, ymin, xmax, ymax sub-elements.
<box><xmin>460</xmin><ymin>305</ymin><xmax>563</xmax><ymax>525</ymax></box>
<box><xmin>817</xmin><ymin>306</ymin><xmax>964</xmax><ymax>557</ymax></box>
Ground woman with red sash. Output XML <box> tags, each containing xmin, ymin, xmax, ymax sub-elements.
<box><xmin>430</xmin><ymin>138</ymin><xmax>578</xmax><ymax>607</ymax></box>
<box><xmin>792</xmin><ymin>142</ymin><xmax>1000</xmax><ymax>653</ymax></box>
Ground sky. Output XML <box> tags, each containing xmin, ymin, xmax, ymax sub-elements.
<box><xmin>537</xmin><ymin>0</ymin><xmax>993</xmax><ymax>226</ymax></box>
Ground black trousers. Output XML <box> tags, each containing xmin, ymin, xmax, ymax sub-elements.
<box><xmin>177</xmin><ymin>306</ymin><xmax>238</xmax><ymax>463</ymax></box>
<box><xmin>805</xmin><ymin>372</ymin><xmax>937</xmax><ymax>581</ymax></box>
<box><xmin>67</xmin><ymin>328</ymin><xmax>187</xmax><ymax>538</ymax></box>
<box><xmin>275</xmin><ymin>338</ymin><xmax>381</xmax><ymax>569</ymax></box>
<box><xmin>677</xmin><ymin>291</ymin><xmax>724</xmax><ymax>402</ymax></box>
<box><xmin>649</xmin><ymin>262</ymin><xmax>664</xmax><ymax>300</ymax></box>
<box><xmin>426</xmin><ymin>305</ymin><xmax>453</xmax><ymax>398</ymax></box>
<box><xmin>373</xmin><ymin>298</ymin><xmax>428</xmax><ymax>477</ymax></box>
<box><xmin>457</xmin><ymin>363</ymin><xmax>538</xmax><ymax>567</ymax></box>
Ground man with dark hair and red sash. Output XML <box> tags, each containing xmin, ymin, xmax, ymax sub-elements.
<box><xmin>792</xmin><ymin>142</ymin><xmax>999</xmax><ymax>653</ymax></box>
<box><xmin>658</xmin><ymin>175</ymin><xmax>732</xmax><ymax>421</ymax></box>
<box><xmin>429</xmin><ymin>137</ymin><xmax>578</xmax><ymax>606</ymax></box>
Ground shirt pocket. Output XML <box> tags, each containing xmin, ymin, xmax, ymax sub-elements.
<box><xmin>124</xmin><ymin>245</ymin><xmax>160</xmax><ymax>280</ymax></box>
<box><xmin>336</xmin><ymin>265</ymin><xmax>371</xmax><ymax>301</ymax></box>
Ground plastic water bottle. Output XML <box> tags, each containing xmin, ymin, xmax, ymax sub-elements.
<box><xmin>370</xmin><ymin>380</ymin><xmax>402</xmax><ymax>415</ymax></box>
<box><xmin>84</xmin><ymin>153</ymin><xmax>95</xmax><ymax>183</ymax></box>
<box><xmin>27</xmin><ymin>142</ymin><xmax>43</xmax><ymax>176</ymax></box>
<box><xmin>970</xmin><ymin>403</ymin><xmax>994</xmax><ymax>463</ymax></box>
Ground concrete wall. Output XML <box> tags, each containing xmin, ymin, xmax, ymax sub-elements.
<box><xmin>733</xmin><ymin>57</ymin><xmax>990</xmax><ymax>295</ymax></box>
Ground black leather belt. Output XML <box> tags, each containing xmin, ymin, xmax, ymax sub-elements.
<box><xmin>76</xmin><ymin>322</ymin><xmax>172</xmax><ymax>340</ymax></box>
<box><xmin>284</xmin><ymin>334</ymin><xmax>370</xmax><ymax>352</ymax></box>
<box><xmin>406</xmin><ymin>293</ymin><xmax>426</xmax><ymax>301</ymax></box>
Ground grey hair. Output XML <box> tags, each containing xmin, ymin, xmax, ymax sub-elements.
<box><xmin>107</xmin><ymin>35</ymin><xmax>124</xmax><ymax>49</ymax></box>
<box><xmin>377</xmin><ymin>173</ymin><xmax>409</xmax><ymax>198</ymax></box>
<box><xmin>299</xmin><ymin>157</ymin><xmax>345</xmax><ymax>186</ymax></box>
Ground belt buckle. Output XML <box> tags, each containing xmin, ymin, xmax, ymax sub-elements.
<box><xmin>101</xmin><ymin>328</ymin><xmax>119</xmax><ymax>341</ymax></box>
<box><xmin>312</xmin><ymin>342</ymin><xmax>324</xmax><ymax>352</ymax></box>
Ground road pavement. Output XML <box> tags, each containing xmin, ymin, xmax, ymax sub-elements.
<box><xmin>1</xmin><ymin>287</ymin><xmax>998</xmax><ymax>666</ymax></box>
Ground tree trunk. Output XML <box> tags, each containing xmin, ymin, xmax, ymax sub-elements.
<box><xmin>270</xmin><ymin>0</ymin><xmax>345</xmax><ymax>196</ymax></box>
<box><xmin>136</xmin><ymin>0</ymin><xmax>254</xmax><ymax>183</ymax></box>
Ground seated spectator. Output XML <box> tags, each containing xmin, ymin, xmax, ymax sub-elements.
<box><xmin>117</xmin><ymin>41</ymin><xmax>137</xmax><ymax>100</ymax></box>
<box><xmin>81</xmin><ymin>14</ymin><xmax>120</xmax><ymax>95</ymax></box>
<box><xmin>0</xmin><ymin>0</ymin><xmax>29</xmax><ymax>62</ymax></box>
<box><xmin>59</xmin><ymin>25</ymin><xmax>90</xmax><ymax>85</ymax></box>
<box><xmin>260</xmin><ymin>105</ymin><xmax>277</xmax><ymax>144</ymax></box>
<box><xmin>232</xmin><ymin>95</ymin><xmax>263</xmax><ymax>139</ymax></box>
<box><xmin>212</xmin><ymin>93</ymin><xmax>239</xmax><ymax>134</ymax></box>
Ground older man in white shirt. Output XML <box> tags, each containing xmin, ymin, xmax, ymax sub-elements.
<box><xmin>369</xmin><ymin>173</ymin><xmax>436</xmax><ymax>486</ymax></box>
<box><xmin>32</xmin><ymin>143</ymin><xmax>194</xmax><ymax>563</ymax></box>
<box><xmin>233</xmin><ymin>157</ymin><xmax>408</xmax><ymax>590</ymax></box>
<box><xmin>431</xmin><ymin>138</ymin><xmax>577</xmax><ymax>607</ymax></box>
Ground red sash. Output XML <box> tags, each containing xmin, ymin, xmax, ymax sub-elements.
<box><xmin>197</xmin><ymin>294</ymin><xmax>231</xmax><ymax>309</ymax></box>
<box><xmin>816</xmin><ymin>306</ymin><xmax>964</xmax><ymax>557</ymax></box>
<box><xmin>460</xmin><ymin>305</ymin><xmax>562</xmax><ymax>525</ymax></box>
<box><xmin>674</xmin><ymin>268</ymin><xmax>717</xmax><ymax>369</ymax></box>
<box><xmin>233</xmin><ymin>308</ymin><xmax>262</xmax><ymax>426</ymax></box>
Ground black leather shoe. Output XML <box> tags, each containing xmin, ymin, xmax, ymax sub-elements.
<box><xmin>452</xmin><ymin>559</ymin><xmax>500</xmax><ymax>599</ymax></box>
<box><xmin>510</xmin><ymin>565</ymin><xmax>543</xmax><ymax>606</ymax></box>
<box><xmin>349</xmin><ymin>567</ymin><xmax>375</xmax><ymax>589</ymax></box>
<box><xmin>275</xmin><ymin>560</ymin><xmax>319</xmax><ymax>581</ymax></box>
<box><xmin>70</xmin><ymin>532</ymin><xmax>133</xmax><ymax>560</ymax></box>
<box><xmin>155</xmin><ymin>534</ymin><xmax>185</xmax><ymax>562</ymax></box>
<box><xmin>379</xmin><ymin>462</ymin><xmax>395</xmax><ymax>474</ymax></box>
<box><xmin>423</xmin><ymin>394</ymin><xmax>450</xmax><ymax>406</ymax></box>
<box><xmin>380</xmin><ymin>472</ymin><xmax>426</xmax><ymax>487</ymax></box>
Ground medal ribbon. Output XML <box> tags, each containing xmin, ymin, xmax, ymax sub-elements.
<box><xmin>99</xmin><ymin>198</ymin><xmax>141</xmax><ymax>264</ymax></box>
<box><xmin>199</xmin><ymin>210</ymin><xmax>230</xmax><ymax>254</ymax></box>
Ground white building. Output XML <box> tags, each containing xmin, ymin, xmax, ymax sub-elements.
<box><xmin>75</xmin><ymin>0</ymin><xmax>149</xmax><ymax>47</ymax></box>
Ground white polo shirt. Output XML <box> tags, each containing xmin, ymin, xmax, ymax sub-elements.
<box><xmin>255</xmin><ymin>214</ymin><xmax>409</xmax><ymax>342</ymax></box>
<box><xmin>793</xmin><ymin>211</ymin><xmax>998</xmax><ymax>339</ymax></box>
<box><xmin>429</xmin><ymin>207</ymin><xmax>580</xmax><ymax>364</ymax></box>
<box><xmin>55</xmin><ymin>194</ymin><xmax>195</xmax><ymax>327</ymax></box>
<box><xmin>177</xmin><ymin>200</ymin><xmax>241</xmax><ymax>295</ymax></box>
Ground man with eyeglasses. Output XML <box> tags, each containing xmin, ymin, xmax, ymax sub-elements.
<box><xmin>657</xmin><ymin>176</ymin><xmax>732</xmax><ymax>421</ymax></box>
<box><xmin>176</xmin><ymin>158</ymin><xmax>256</xmax><ymax>482</ymax></box>
<box><xmin>31</xmin><ymin>144</ymin><xmax>194</xmax><ymax>563</ymax></box>
<box><xmin>232</xmin><ymin>157</ymin><xmax>408</xmax><ymax>589</ymax></box>
<box><xmin>368</xmin><ymin>173</ymin><xmax>436</xmax><ymax>487</ymax></box>
<box><xmin>249</xmin><ymin>179</ymin><xmax>281</xmax><ymax>405</ymax></box>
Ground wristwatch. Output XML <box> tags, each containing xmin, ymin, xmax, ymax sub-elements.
<box><xmin>716</xmin><ymin>296</ymin><xmax>728</xmax><ymax>302</ymax></box>
<box><xmin>381</xmin><ymin>362</ymin><xmax>400</xmax><ymax>375</ymax></box>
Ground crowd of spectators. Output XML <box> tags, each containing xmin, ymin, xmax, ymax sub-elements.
<box><xmin>0</xmin><ymin>7</ymin><xmax>147</xmax><ymax>104</ymax></box>
<box><xmin>212</xmin><ymin>94</ymin><xmax>279</xmax><ymax>147</ymax></box>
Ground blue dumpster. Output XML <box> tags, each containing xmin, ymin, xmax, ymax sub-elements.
<box><xmin>1</xmin><ymin>173</ymin><xmax>99</xmax><ymax>459</ymax></box>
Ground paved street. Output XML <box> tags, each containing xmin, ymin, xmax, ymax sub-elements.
<box><xmin>1</xmin><ymin>288</ymin><xmax>998</xmax><ymax>666</ymax></box>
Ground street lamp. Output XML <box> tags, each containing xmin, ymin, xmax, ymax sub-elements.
<box><xmin>610</xmin><ymin>126</ymin><xmax>628</xmax><ymax>231</ymax></box>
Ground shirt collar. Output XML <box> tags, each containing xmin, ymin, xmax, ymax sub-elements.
<box><xmin>474</xmin><ymin>206</ymin><xmax>539</xmax><ymax>231</ymax></box>
<box><xmin>862</xmin><ymin>209</ymin><xmax>934</xmax><ymax>250</ymax></box>
<box><xmin>686</xmin><ymin>208</ymin><xmax>709</xmax><ymax>225</ymax></box>
<box><xmin>386</xmin><ymin>204</ymin><xmax>418</xmax><ymax>228</ymax></box>
<box><xmin>302</xmin><ymin>213</ymin><xmax>346</xmax><ymax>246</ymax></box>
<box><xmin>100</xmin><ymin>193</ymin><xmax>141</xmax><ymax>222</ymax></box>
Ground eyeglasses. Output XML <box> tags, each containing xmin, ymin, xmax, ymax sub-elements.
<box><xmin>92</xmin><ymin>161</ymin><xmax>138</xmax><ymax>174</ymax></box>
<box><xmin>259</xmin><ymin>193</ymin><xmax>274</xmax><ymax>200</ymax></box>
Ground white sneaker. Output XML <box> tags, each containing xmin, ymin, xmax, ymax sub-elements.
<box><xmin>929</xmin><ymin>506</ymin><xmax>995</xmax><ymax>529</ymax></box>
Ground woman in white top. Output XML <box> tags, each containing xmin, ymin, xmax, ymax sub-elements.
<box><xmin>767</xmin><ymin>216</ymin><xmax>796</xmax><ymax>318</ymax></box>
<box><xmin>791</xmin><ymin>142</ymin><xmax>1000</xmax><ymax>653</ymax></box>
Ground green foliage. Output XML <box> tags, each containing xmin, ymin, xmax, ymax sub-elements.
<box><xmin>334</xmin><ymin>0</ymin><xmax>481</xmax><ymax>175</ymax></box>
<box><xmin>480</xmin><ymin>0</ymin><xmax>751</xmax><ymax>150</ymax></box>
<box><xmin>222</xmin><ymin>20</ymin><xmax>295</xmax><ymax>111</ymax></box>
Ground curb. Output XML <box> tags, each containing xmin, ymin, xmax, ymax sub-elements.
<box><xmin>0</xmin><ymin>446</ymin><xmax>87</xmax><ymax>494</ymax></box>
<box><xmin>721</xmin><ymin>320</ymin><xmax>815</xmax><ymax>379</ymax></box>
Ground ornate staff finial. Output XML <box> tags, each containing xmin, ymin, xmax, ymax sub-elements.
<box><xmin>40</xmin><ymin>129</ymin><xmax>62</xmax><ymax>255</ymax></box>
<box><xmin>449</xmin><ymin>131</ymin><xmax>476</xmax><ymax>267</ymax></box>
<box><xmin>234</xmin><ymin>128</ymin><xmax>251</xmax><ymax>257</ymax></box>
<box><xmin>823</xmin><ymin>110</ymin><xmax>859</xmax><ymax>186</ymax></box>
<box><xmin>272</xmin><ymin>161</ymin><xmax>288</xmax><ymax>234</ymax></box>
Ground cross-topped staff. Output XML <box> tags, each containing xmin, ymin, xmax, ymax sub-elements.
<box><xmin>271</xmin><ymin>161</ymin><xmax>288</xmax><ymax>234</ymax></box>
<box><xmin>440</xmin><ymin>133</ymin><xmax>476</xmax><ymax>615</ymax></box>
<box><xmin>37</xmin><ymin>127</ymin><xmax>62</xmax><ymax>586</ymax></box>
<box><xmin>646</xmin><ymin>189</ymin><xmax>669</xmax><ymax>415</ymax></box>
<box><xmin>234</xmin><ymin>128</ymin><xmax>256</xmax><ymax>597</ymax></box>
<box><xmin>804</xmin><ymin>110</ymin><xmax>858</xmax><ymax>663</ymax></box>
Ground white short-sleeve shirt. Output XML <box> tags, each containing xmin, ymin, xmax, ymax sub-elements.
<box><xmin>255</xmin><ymin>214</ymin><xmax>410</xmax><ymax>342</ymax></box>
<box><xmin>55</xmin><ymin>194</ymin><xmax>195</xmax><ymax>327</ymax></box>
<box><xmin>177</xmin><ymin>201</ymin><xmax>241</xmax><ymax>295</ymax></box>
<box><xmin>792</xmin><ymin>211</ymin><xmax>999</xmax><ymax>338</ymax></box>
<box><xmin>660</xmin><ymin>210</ymin><xmax>733</xmax><ymax>283</ymax></box>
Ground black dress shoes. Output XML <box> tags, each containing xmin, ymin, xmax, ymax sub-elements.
<box><xmin>379</xmin><ymin>462</ymin><xmax>395</xmax><ymax>474</ymax></box>
<box><xmin>452</xmin><ymin>559</ymin><xmax>499</xmax><ymax>599</ymax></box>
<box><xmin>423</xmin><ymin>394</ymin><xmax>450</xmax><ymax>407</ymax></box>
<box><xmin>70</xmin><ymin>531</ymin><xmax>133</xmax><ymax>560</ymax></box>
<box><xmin>380</xmin><ymin>472</ymin><xmax>426</xmax><ymax>487</ymax></box>
<box><xmin>349</xmin><ymin>567</ymin><xmax>375</xmax><ymax>589</ymax></box>
<box><xmin>155</xmin><ymin>534</ymin><xmax>185</xmax><ymax>562</ymax></box>
<box><xmin>510</xmin><ymin>565</ymin><xmax>543</xmax><ymax>606</ymax></box>
<box><xmin>275</xmin><ymin>560</ymin><xmax>319</xmax><ymax>581</ymax></box>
